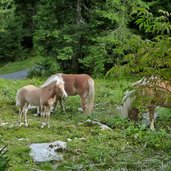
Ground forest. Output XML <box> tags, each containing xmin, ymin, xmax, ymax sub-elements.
<box><xmin>0</xmin><ymin>0</ymin><xmax>171</xmax><ymax>170</ymax></box>
<box><xmin>0</xmin><ymin>0</ymin><xmax>171</xmax><ymax>78</ymax></box>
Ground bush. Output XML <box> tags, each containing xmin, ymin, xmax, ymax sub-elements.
<box><xmin>28</xmin><ymin>58</ymin><xmax>61</xmax><ymax>78</ymax></box>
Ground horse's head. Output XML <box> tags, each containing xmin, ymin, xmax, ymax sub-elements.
<box><xmin>55</xmin><ymin>81</ymin><xmax>67</xmax><ymax>99</ymax></box>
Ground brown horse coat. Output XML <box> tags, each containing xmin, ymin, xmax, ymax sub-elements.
<box><xmin>42</xmin><ymin>73</ymin><xmax>95</xmax><ymax>114</ymax></box>
<box><xmin>120</xmin><ymin>76</ymin><xmax>171</xmax><ymax>130</ymax></box>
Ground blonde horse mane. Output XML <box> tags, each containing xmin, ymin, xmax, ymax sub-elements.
<box><xmin>41</xmin><ymin>74</ymin><xmax>64</xmax><ymax>88</ymax></box>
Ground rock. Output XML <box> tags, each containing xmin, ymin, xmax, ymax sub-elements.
<box><xmin>85</xmin><ymin>119</ymin><xmax>112</xmax><ymax>130</ymax></box>
<box><xmin>18</xmin><ymin>138</ymin><xmax>24</xmax><ymax>141</ymax></box>
<box><xmin>0</xmin><ymin>122</ymin><xmax>8</xmax><ymax>126</ymax></box>
<box><xmin>29</xmin><ymin>141</ymin><xmax>67</xmax><ymax>162</ymax></box>
<box><xmin>67</xmin><ymin>138</ymin><xmax>72</xmax><ymax>142</ymax></box>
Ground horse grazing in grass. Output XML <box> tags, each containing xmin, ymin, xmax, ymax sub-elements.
<box><xmin>42</xmin><ymin>73</ymin><xmax>95</xmax><ymax>114</ymax></box>
<box><xmin>16</xmin><ymin>78</ymin><xmax>67</xmax><ymax>128</ymax></box>
<box><xmin>119</xmin><ymin>76</ymin><xmax>171</xmax><ymax>130</ymax></box>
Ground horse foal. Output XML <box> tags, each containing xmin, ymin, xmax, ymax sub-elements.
<box><xmin>16</xmin><ymin>81</ymin><xmax>67</xmax><ymax>128</ymax></box>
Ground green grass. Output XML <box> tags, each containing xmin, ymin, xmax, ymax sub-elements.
<box><xmin>0</xmin><ymin>78</ymin><xmax>171</xmax><ymax>171</ymax></box>
<box><xmin>0</xmin><ymin>56</ymin><xmax>43</xmax><ymax>75</ymax></box>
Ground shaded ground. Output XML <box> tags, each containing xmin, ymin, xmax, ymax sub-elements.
<box><xmin>0</xmin><ymin>70</ymin><xmax>28</xmax><ymax>79</ymax></box>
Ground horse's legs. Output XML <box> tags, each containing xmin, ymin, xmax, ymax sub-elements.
<box><xmin>148</xmin><ymin>106</ymin><xmax>155</xmax><ymax>130</ymax></box>
<box><xmin>18</xmin><ymin>107</ymin><xmax>23</xmax><ymax>126</ymax></box>
<box><xmin>79</xmin><ymin>90</ymin><xmax>89</xmax><ymax>113</ymax></box>
<box><xmin>23</xmin><ymin>104</ymin><xmax>29</xmax><ymax>127</ymax></box>
<box><xmin>80</xmin><ymin>96</ymin><xmax>86</xmax><ymax>113</ymax></box>
<box><xmin>40</xmin><ymin>106</ymin><xmax>51</xmax><ymax>128</ymax></box>
<box><xmin>40</xmin><ymin>105</ymin><xmax>46</xmax><ymax>128</ymax></box>
<box><xmin>52</xmin><ymin>97</ymin><xmax>58</xmax><ymax>113</ymax></box>
<box><xmin>53</xmin><ymin>97</ymin><xmax>65</xmax><ymax>112</ymax></box>
<box><xmin>18</xmin><ymin>102</ymin><xmax>26</xmax><ymax>126</ymax></box>
<box><xmin>36</xmin><ymin>106</ymin><xmax>41</xmax><ymax>116</ymax></box>
<box><xmin>59</xmin><ymin>98</ymin><xmax>65</xmax><ymax>112</ymax></box>
<box><xmin>45</xmin><ymin>106</ymin><xmax>51</xmax><ymax>128</ymax></box>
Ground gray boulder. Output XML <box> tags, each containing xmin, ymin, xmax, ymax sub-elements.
<box><xmin>29</xmin><ymin>141</ymin><xmax>67</xmax><ymax>162</ymax></box>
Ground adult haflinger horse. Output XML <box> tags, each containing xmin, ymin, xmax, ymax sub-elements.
<box><xmin>119</xmin><ymin>76</ymin><xmax>171</xmax><ymax>130</ymax></box>
<box><xmin>16</xmin><ymin>77</ymin><xmax>67</xmax><ymax>128</ymax></box>
<box><xmin>42</xmin><ymin>73</ymin><xmax>95</xmax><ymax>114</ymax></box>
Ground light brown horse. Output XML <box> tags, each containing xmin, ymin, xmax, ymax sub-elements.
<box><xmin>16</xmin><ymin>80</ymin><xmax>67</xmax><ymax>128</ymax></box>
<box><xmin>119</xmin><ymin>76</ymin><xmax>171</xmax><ymax>130</ymax></box>
<box><xmin>42</xmin><ymin>73</ymin><xmax>95</xmax><ymax>114</ymax></box>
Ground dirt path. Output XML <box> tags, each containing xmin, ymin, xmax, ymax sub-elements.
<box><xmin>0</xmin><ymin>70</ymin><xmax>28</xmax><ymax>79</ymax></box>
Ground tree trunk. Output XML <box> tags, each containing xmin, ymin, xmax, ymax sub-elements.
<box><xmin>71</xmin><ymin>0</ymin><xmax>84</xmax><ymax>73</ymax></box>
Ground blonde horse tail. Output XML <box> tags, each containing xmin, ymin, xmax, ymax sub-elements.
<box><xmin>16</xmin><ymin>89</ymin><xmax>21</xmax><ymax>107</ymax></box>
<box><xmin>119</xmin><ymin>90</ymin><xmax>136</xmax><ymax>119</ymax></box>
<box><xmin>86</xmin><ymin>78</ymin><xmax>95</xmax><ymax>114</ymax></box>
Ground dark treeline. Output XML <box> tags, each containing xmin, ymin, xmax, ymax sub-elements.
<box><xmin>0</xmin><ymin>0</ymin><xmax>171</xmax><ymax>78</ymax></box>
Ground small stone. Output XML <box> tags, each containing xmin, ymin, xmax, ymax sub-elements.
<box><xmin>67</xmin><ymin>138</ymin><xmax>72</xmax><ymax>142</ymax></box>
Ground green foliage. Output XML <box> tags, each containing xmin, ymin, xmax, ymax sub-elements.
<box><xmin>125</xmin><ymin>124</ymin><xmax>168</xmax><ymax>149</ymax></box>
<box><xmin>80</xmin><ymin>0</ymin><xmax>148</xmax><ymax>76</ymax></box>
<box><xmin>123</xmin><ymin>35</ymin><xmax>171</xmax><ymax>79</ymax></box>
<box><xmin>34</xmin><ymin>0</ymin><xmax>77</xmax><ymax>72</ymax></box>
<box><xmin>0</xmin><ymin>0</ymin><xmax>14</xmax><ymax>31</ymax></box>
<box><xmin>33</xmin><ymin>0</ymin><xmax>149</xmax><ymax>76</ymax></box>
<box><xmin>136</xmin><ymin>8</ymin><xmax>171</xmax><ymax>34</ymax></box>
<box><xmin>0</xmin><ymin>55</ymin><xmax>43</xmax><ymax>75</ymax></box>
<box><xmin>129</xmin><ymin>8</ymin><xmax>171</xmax><ymax>79</ymax></box>
<box><xmin>0</xmin><ymin>146</ymin><xmax>9</xmax><ymax>171</ymax></box>
<box><xmin>1</xmin><ymin>0</ymin><xmax>171</xmax><ymax>78</ymax></box>
<box><xmin>97</xmin><ymin>1</ymin><xmax>171</xmax><ymax>80</ymax></box>
<box><xmin>0</xmin><ymin>0</ymin><xmax>23</xmax><ymax>63</ymax></box>
<box><xmin>108</xmin><ymin>7</ymin><xmax>171</xmax><ymax>80</ymax></box>
<box><xmin>28</xmin><ymin>57</ymin><xmax>61</xmax><ymax>77</ymax></box>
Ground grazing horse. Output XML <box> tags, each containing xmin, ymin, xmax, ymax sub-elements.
<box><xmin>16</xmin><ymin>79</ymin><xmax>67</xmax><ymax>128</ymax></box>
<box><xmin>42</xmin><ymin>73</ymin><xmax>95</xmax><ymax>114</ymax></box>
<box><xmin>119</xmin><ymin>76</ymin><xmax>171</xmax><ymax>130</ymax></box>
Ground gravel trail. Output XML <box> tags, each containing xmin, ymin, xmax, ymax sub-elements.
<box><xmin>0</xmin><ymin>70</ymin><xmax>28</xmax><ymax>79</ymax></box>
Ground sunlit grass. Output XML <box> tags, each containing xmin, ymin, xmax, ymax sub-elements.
<box><xmin>0</xmin><ymin>78</ymin><xmax>171</xmax><ymax>170</ymax></box>
<box><xmin>0</xmin><ymin>56</ymin><xmax>43</xmax><ymax>74</ymax></box>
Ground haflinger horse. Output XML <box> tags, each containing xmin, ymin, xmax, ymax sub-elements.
<box><xmin>119</xmin><ymin>76</ymin><xmax>171</xmax><ymax>130</ymax></box>
<box><xmin>16</xmin><ymin>77</ymin><xmax>67</xmax><ymax>128</ymax></box>
<box><xmin>41</xmin><ymin>73</ymin><xmax>95</xmax><ymax>114</ymax></box>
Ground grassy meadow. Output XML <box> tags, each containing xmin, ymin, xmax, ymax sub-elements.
<box><xmin>0</xmin><ymin>56</ymin><xmax>43</xmax><ymax>75</ymax></box>
<box><xmin>0</xmin><ymin>76</ymin><xmax>171</xmax><ymax>171</ymax></box>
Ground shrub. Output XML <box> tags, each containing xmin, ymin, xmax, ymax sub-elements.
<box><xmin>28</xmin><ymin>58</ymin><xmax>61</xmax><ymax>78</ymax></box>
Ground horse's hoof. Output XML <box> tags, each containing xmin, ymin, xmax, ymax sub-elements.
<box><xmin>34</xmin><ymin>113</ymin><xmax>41</xmax><ymax>117</ymax></box>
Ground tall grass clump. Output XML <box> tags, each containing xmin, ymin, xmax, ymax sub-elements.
<box><xmin>0</xmin><ymin>146</ymin><xmax>9</xmax><ymax>171</ymax></box>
